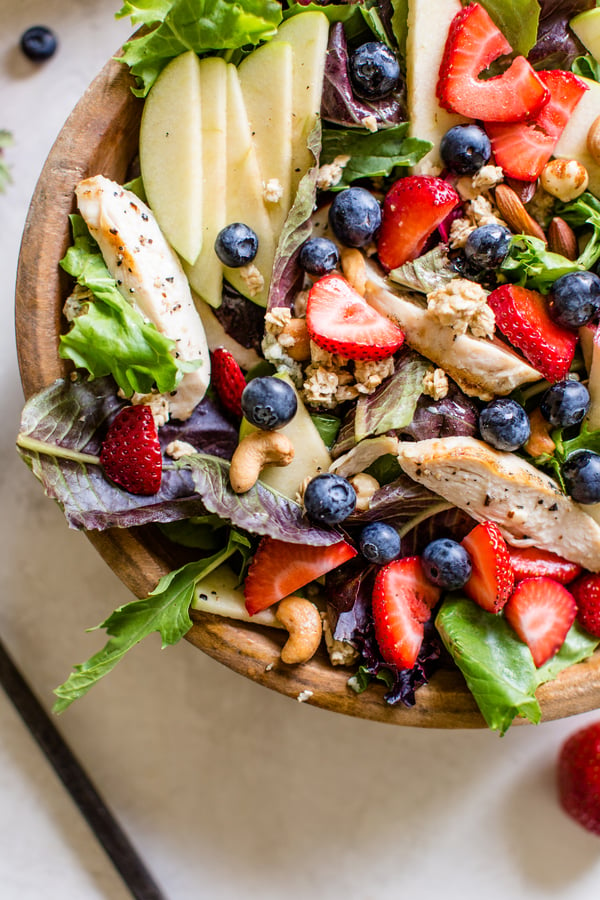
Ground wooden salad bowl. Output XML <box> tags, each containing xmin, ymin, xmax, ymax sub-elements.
<box><xmin>15</xmin><ymin>51</ymin><xmax>600</xmax><ymax>729</ymax></box>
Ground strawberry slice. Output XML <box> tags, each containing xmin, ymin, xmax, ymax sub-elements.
<box><xmin>488</xmin><ymin>284</ymin><xmax>578</xmax><ymax>383</ymax></box>
<box><xmin>558</xmin><ymin>721</ymin><xmax>600</xmax><ymax>836</ymax></box>
<box><xmin>504</xmin><ymin>576</ymin><xmax>576</xmax><ymax>667</ymax></box>
<box><xmin>485</xmin><ymin>70</ymin><xmax>588</xmax><ymax>182</ymax></box>
<box><xmin>99</xmin><ymin>405</ymin><xmax>162</xmax><ymax>495</ymax></box>
<box><xmin>377</xmin><ymin>176</ymin><xmax>461</xmax><ymax>271</ymax></box>
<box><xmin>306</xmin><ymin>272</ymin><xmax>404</xmax><ymax>361</ymax></box>
<box><xmin>244</xmin><ymin>537</ymin><xmax>357</xmax><ymax>615</ymax></box>
<box><xmin>372</xmin><ymin>557</ymin><xmax>441</xmax><ymax>670</ymax></box>
<box><xmin>509</xmin><ymin>546</ymin><xmax>582</xmax><ymax>586</ymax></box>
<box><xmin>436</xmin><ymin>3</ymin><xmax>549</xmax><ymax>123</ymax></box>
<box><xmin>210</xmin><ymin>348</ymin><xmax>246</xmax><ymax>419</ymax></box>
<box><xmin>461</xmin><ymin>521</ymin><xmax>514</xmax><ymax>613</ymax></box>
<box><xmin>569</xmin><ymin>573</ymin><xmax>600</xmax><ymax>638</ymax></box>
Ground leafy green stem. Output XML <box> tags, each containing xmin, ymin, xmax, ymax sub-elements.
<box><xmin>16</xmin><ymin>433</ymin><xmax>100</xmax><ymax>467</ymax></box>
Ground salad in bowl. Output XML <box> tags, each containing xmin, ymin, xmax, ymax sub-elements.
<box><xmin>15</xmin><ymin>0</ymin><xmax>600</xmax><ymax>733</ymax></box>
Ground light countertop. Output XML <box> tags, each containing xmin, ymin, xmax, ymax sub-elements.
<box><xmin>1</xmin><ymin>2</ymin><xmax>600</xmax><ymax>898</ymax></box>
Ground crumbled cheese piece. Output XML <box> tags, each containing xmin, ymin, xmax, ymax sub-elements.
<box><xmin>261</xmin><ymin>332</ymin><xmax>304</xmax><ymax>387</ymax></box>
<box><xmin>354</xmin><ymin>357</ymin><xmax>395</xmax><ymax>393</ymax></box>
<box><xmin>468</xmin><ymin>194</ymin><xmax>504</xmax><ymax>228</ymax></box>
<box><xmin>239</xmin><ymin>263</ymin><xmax>264</xmax><ymax>298</ymax></box>
<box><xmin>263</xmin><ymin>178</ymin><xmax>283</xmax><ymax>203</ymax></box>
<box><xmin>321</xmin><ymin>613</ymin><xmax>359</xmax><ymax>666</ymax></box>
<box><xmin>422</xmin><ymin>367</ymin><xmax>449</xmax><ymax>400</ymax></box>
<box><xmin>265</xmin><ymin>307</ymin><xmax>292</xmax><ymax>336</ymax></box>
<box><xmin>472</xmin><ymin>165</ymin><xmax>504</xmax><ymax>192</ymax></box>
<box><xmin>361</xmin><ymin>115</ymin><xmax>378</xmax><ymax>133</ymax></box>
<box><xmin>427</xmin><ymin>279</ymin><xmax>495</xmax><ymax>338</ymax></box>
<box><xmin>297</xmin><ymin>690</ymin><xmax>313</xmax><ymax>703</ymax></box>
<box><xmin>165</xmin><ymin>439</ymin><xmax>198</xmax><ymax>460</ymax></box>
<box><xmin>316</xmin><ymin>154</ymin><xmax>351</xmax><ymax>190</ymax></box>
<box><xmin>448</xmin><ymin>217</ymin><xmax>475</xmax><ymax>249</ymax></box>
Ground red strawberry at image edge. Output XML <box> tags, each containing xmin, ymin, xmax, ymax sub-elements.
<box><xmin>377</xmin><ymin>176</ymin><xmax>461</xmax><ymax>271</ymax></box>
<box><xmin>372</xmin><ymin>556</ymin><xmax>441</xmax><ymax>670</ymax></box>
<box><xmin>210</xmin><ymin>347</ymin><xmax>246</xmax><ymax>419</ymax></box>
<box><xmin>461</xmin><ymin>521</ymin><xmax>515</xmax><ymax>613</ymax></box>
<box><xmin>99</xmin><ymin>405</ymin><xmax>162</xmax><ymax>496</ymax></box>
<box><xmin>558</xmin><ymin>721</ymin><xmax>600</xmax><ymax>836</ymax></box>
<box><xmin>486</xmin><ymin>70</ymin><xmax>588</xmax><ymax>182</ymax></box>
<box><xmin>504</xmin><ymin>576</ymin><xmax>577</xmax><ymax>667</ymax></box>
<box><xmin>488</xmin><ymin>283</ymin><xmax>578</xmax><ymax>383</ymax></box>
<box><xmin>436</xmin><ymin>2</ymin><xmax>549</xmax><ymax>123</ymax></box>
<box><xmin>244</xmin><ymin>537</ymin><xmax>357</xmax><ymax>615</ymax></box>
<box><xmin>509</xmin><ymin>546</ymin><xmax>582</xmax><ymax>585</ymax></box>
<box><xmin>570</xmin><ymin>573</ymin><xmax>600</xmax><ymax>638</ymax></box>
<box><xmin>306</xmin><ymin>272</ymin><xmax>405</xmax><ymax>361</ymax></box>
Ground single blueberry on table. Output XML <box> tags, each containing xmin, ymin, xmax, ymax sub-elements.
<box><xmin>20</xmin><ymin>25</ymin><xmax>57</xmax><ymax>62</ymax></box>
<box><xmin>440</xmin><ymin>124</ymin><xmax>491</xmax><ymax>175</ymax></box>
<box><xmin>303</xmin><ymin>473</ymin><xmax>357</xmax><ymax>525</ymax></box>
<box><xmin>563</xmin><ymin>450</ymin><xmax>600</xmax><ymax>504</ymax></box>
<box><xmin>214</xmin><ymin>223</ymin><xmax>258</xmax><ymax>268</ymax></box>
<box><xmin>299</xmin><ymin>237</ymin><xmax>340</xmax><ymax>276</ymax></box>
<box><xmin>422</xmin><ymin>538</ymin><xmax>472</xmax><ymax>590</ymax></box>
<box><xmin>464</xmin><ymin>223</ymin><xmax>512</xmax><ymax>271</ymax></box>
<box><xmin>479</xmin><ymin>398</ymin><xmax>530</xmax><ymax>452</ymax></box>
<box><xmin>329</xmin><ymin>187</ymin><xmax>382</xmax><ymax>248</ymax></box>
<box><xmin>359</xmin><ymin>522</ymin><xmax>401</xmax><ymax>565</ymax></box>
<box><xmin>548</xmin><ymin>271</ymin><xmax>600</xmax><ymax>329</ymax></box>
<box><xmin>349</xmin><ymin>41</ymin><xmax>400</xmax><ymax>100</ymax></box>
<box><xmin>240</xmin><ymin>377</ymin><xmax>297</xmax><ymax>430</ymax></box>
<box><xmin>540</xmin><ymin>380</ymin><xmax>590</xmax><ymax>428</ymax></box>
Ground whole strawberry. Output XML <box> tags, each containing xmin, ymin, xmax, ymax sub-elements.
<box><xmin>100</xmin><ymin>405</ymin><xmax>162</xmax><ymax>495</ymax></box>
<box><xmin>570</xmin><ymin>574</ymin><xmax>600</xmax><ymax>638</ymax></box>
<box><xmin>558</xmin><ymin>721</ymin><xmax>600</xmax><ymax>836</ymax></box>
<box><xmin>211</xmin><ymin>348</ymin><xmax>246</xmax><ymax>419</ymax></box>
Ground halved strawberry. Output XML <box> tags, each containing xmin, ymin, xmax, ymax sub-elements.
<box><xmin>504</xmin><ymin>576</ymin><xmax>576</xmax><ymax>667</ymax></box>
<box><xmin>210</xmin><ymin>348</ymin><xmax>246</xmax><ymax>419</ymax></box>
<box><xmin>461</xmin><ymin>521</ymin><xmax>514</xmax><ymax>613</ymax></box>
<box><xmin>558</xmin><ymin>721</ymin><xmax>600</xmax><ymax>836</ymax></box>
<box><xmin>485</xmin><ymin>70</ymin><xmax>588</xmax><ymax>182</ymax></box>
<box><xmin>372</xmin><ymin>557</ymin><xmax>441</xmax><ymax>670</ymax></box>
<box><xmin>436</xmin><ymin>3</ymin><xmax>549</xmax><ymax>123</ymax></box>
<box><xmin>99</xmin><ymin>405</ymin><xmax>162</xmax><ymax>495</ymax></box>
<box><xmin>509</xmin><ymin>546</ymin><xmax>583</xmax><ymax>585</ymax></box>
<box><xmin>488</xmin><ymin>284</ymin><xmax>578</xmax><ymax>383</ymax></box>
<box><xmin>569</xmin><ymin>573</ymin><xmax>600</xmax><ymax>638</ymax></box>
<box><xmin>244</xmin><ymin>537</ymin><xmax>357</xmax><ymax>615</ymax></box>
<box><xmin>306</xmin><ymin>272</ymin><xmax>404</xmax><ymax>361</ymax></box>
<box><xmin>377</xmin><ymin>176</ymin><xmax>461</xmax><ymax>271</ymax></box>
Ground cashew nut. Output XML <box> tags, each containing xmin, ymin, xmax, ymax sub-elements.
<box><xmin>229</xmin><ymin>431</ymin><xmax>294</xmax><ymax>493</ymax></box>
<box><xmin>341</xmin><ymin>247</ymin><xmax>367</xmax><ymax>296</ymax></box>
<box><xmin>276</xmin><ymin>596</ymin><xmax>323</xmax><ymax>665</ymax></box>
<box><xmin>280</xmin><ymin>317</ymin><xmax>311</xmax><ymax>361</ymax></box>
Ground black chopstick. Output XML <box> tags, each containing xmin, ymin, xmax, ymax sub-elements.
<box><xmin>0</xmin><ymin>636</ymin><xmax>167</xmax><ymax>900</ymax></box>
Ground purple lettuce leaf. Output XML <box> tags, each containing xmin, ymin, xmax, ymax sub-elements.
<box><xmin>159</xmin><ymin>395</ymin><xmax>239</xmax><ymax>460</ymax></box>
<box><xmin>212</xmin><ymin>282</ymin><xmax>266</xmax><ymax>353</ymax></box>
<box><xmin>399</xmin><ymin>507</ymin><xmax>476</xmax><ymax>557</ymax></box>
<box><xmin>347</xmin><ymin>474</ymin><xmax>439</xmax><ymax>529</ymax></box>
<box><xmin>528</xmin><ymin>0</ymin><xmax>594</xmax><ymax>70</ymax></box>
<box><xmin>398</xmin><ymin>382</ymin><xmax>480</xmax><ymax>442</ymax></box>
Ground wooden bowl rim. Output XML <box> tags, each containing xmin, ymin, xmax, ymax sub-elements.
<box><xmin>14</xmin><ymin>51</ymin><xmax>600</xmax><ymax>729</ymax></box>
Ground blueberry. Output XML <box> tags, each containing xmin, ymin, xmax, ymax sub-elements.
<box><xmin>422</xmin><ymin>538</ymin><xmax>472</xmax><ymax>590</ymax></box>
<box><xmin>540</xmin><ymin>380</ymin><xmax>590</xmax><ymax>428</ymax></box>
<box><xmin>548</xmin><ymin>271</ymin><xmax>600</xmax><ymax>329</ymax></box>
<box><xmin>240</xmin><ymin>377</ymin><xmax>297</xmax><ymax>430</ymax></box>
<box><xmin>440</xmin><ymin>124</ymin><xmax>491</xmax><ymax>176</ymax></box>
<box><xmin>20</xmin><ymin>25</ymin><xmax>57</xmax><ymax>61</ymax></box>
<box><xmin>214</xmin><ymin>223</ymin><xmax>258</xmax><ymax>268</ymax></box>
<box><xmin>329</xmin><ymin>187</ymin><xmax>382</xmax><ymax>248</ymax></box>
<box><xmin>303</xmin><ymin>473</ymin><xmax>357</xmax><ymax>525</ymax></box>
<box><xmin>299</xmin><ymin>237</ymin><xmax>340</xmax><ymax>276</ymax></box>
<box><xmin>359</xmin><ymin>522</ymin><xmax>401</xmax><ymax>565</ymax></box>
<box><xmin>479</xmin><ymin>398</ymin><xmax>530</xmax><ymax>451</ymax></box>
<box><xmin>464</xmin><ymin>224</ymin><xmax>512</xmax><ymax>270</ymax></box>
<box><xmin>563</xmin><ymin>450</ymin><xmax>600</xmax><ymax>504</ymax></box>
<box><xmin>349</xmin><ymin>42</ymin><xmax>400</xmax><ymax>100</ymax></box>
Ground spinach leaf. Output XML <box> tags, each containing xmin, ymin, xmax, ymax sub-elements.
<box><xmin>466</xmin><ymin>0</ymin><xmax>540</xmax><ymax>57</ymax></box>
<box><xmin>499</xmin><ymin>234</ymin><xmax>583</xmax><ymax>293</ymax></box>
<box><xmin>321</xmin><ymin>124</ymin><xmax>431</xmax><ymax>189</ymax></box>
<box><xmin>572</xmin><ymin>54</ymin><xmax>600</xmax><ymax>82</ymax></box>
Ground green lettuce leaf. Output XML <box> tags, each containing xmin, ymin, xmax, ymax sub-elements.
<box><xmin>0</xmin><ymin>129</ymin><xmax>12</xmax><ymax>192</ymax></box>
<box><xmin>499</xmin><ymin>234</ymin><xmax>583</xmax><ymax>293</ymax></box>
<box><xmin>60</xmin><ymin>215</ymin><xmax>195</xmax><ymax>397</ymax></box>
<box><xmin>119</xmin><ymin>0</ymin><xmax>282</xmax><ymax>96</ymax></box>
<box><xmin>572</xmin><ymin>54</ymin><xmax>600</xmax><ymax>83</ymax></box>
<box><xmin>390</xmin><ymin>0</ymin><xmax>409</xmax><ymax>57</ymax></box>
<box><xmin>389</xmin><ymin>246</ymin><xmax>458</xmax><ymax>293</ymax></box>
<box><xmin>115</xmin><ymin>0</ymin><xmax>172</xmax><ymax>24</ymax></box>
<box><xmin>321</xmin><ymin>123</ymin><xmax>432</xmax><ymax>189</ymax></box>
<box><xmin>283</xmin><ymin>1</ymin><xmax>356</xmax><ymax>24</ymax></box>
<box><xmin>354</xmin><ymin>352</ymin><xmax>429</xmax><ymax>442</ymax></box>
<box><xmin>53</xmin><ymin>529</ymin><xmax>251</xmax><ymax>712</ymax></box>
<box><xmin>436</xmin><ymin>595</ymin><xmax>599</xmax><ymax>734</ymax></box>
<box><xmin>466</xmin><ymin>0</ymin><xmax>540</xmax><ymax>57</ymax></box>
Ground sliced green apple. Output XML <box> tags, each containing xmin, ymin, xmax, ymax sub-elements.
<box><xmin>553</xmin><ymin>77</ymin><xmax>600</xmax><ymax>197</ymax></box>
<box><xmin>570</xmin><ymin>8</ymin><xmax>600</xmax><ymax>61</ymax></box>
<box><xmin>192</xmin><ymin>565</ymin><xmax>282</xmax><ymax>627</ymax></box>
<box><xmin>139</xmin><ymin>50</ymin><xmax>203</xmax><ymax>265</ymax></box>
<box><xmin>184</xmin><ymin>56</ymin><xmax>228</xmax><ymax>308</ymax></box>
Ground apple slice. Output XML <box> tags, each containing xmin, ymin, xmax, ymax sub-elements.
<box><xmin>570</xmin><ymin>8</ymin><xmax>600</xmax><ymax>61</ymax></box>
<box><xmin>139</xmin><ymin>50</ymin><xmax>203</xmax><ymax>265</ymax></box>
<box><xmin>184</xmin><ymin>56</ymin><xmax>227</xmax><ymax>308</ymax></box>
<box><xmin>238</xmin><ymin>39</ymin><xmax>294</xmax><ymax>236</ymax></box>
<box><xmin>554</xmin><ymin>76</ymin><xmax>600</xmax><ymax>197</ymax></box>
<box><xmin>586</xmin><ymin>325</ymin><xmax>600</xmax><ymax>431</ymax></box>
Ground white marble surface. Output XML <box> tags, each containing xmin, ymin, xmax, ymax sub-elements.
<box><xmin>1</xmin><ymin>2</ymin><xmax>600</xmax><ymax>898</ymax></box>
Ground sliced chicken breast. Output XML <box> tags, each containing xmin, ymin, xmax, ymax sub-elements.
<box><xmin>76</xmin><ymin>175</ymin><xmax>210</xmax><ymax>420</ymax></box>
<box><xmin>364</xmin><ymin>263</ymin><xmax>542</xmax><ymax>400</ymax></box>
<box><xmin>396</xmin><ymin>436</ymin><xmax>600</xmax><ymax>572</ymax></box>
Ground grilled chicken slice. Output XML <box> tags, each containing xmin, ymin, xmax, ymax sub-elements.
<box><xmin>396</xmin><ymin>436</ymin><xmax>600</xmax><ymax>572</ymax></box>
<box><xmin>363</xmin><ymin>263</ymin><xmax>542</xmax><ymax>400</ymax></box>
<box><xmin>76</xmin><ymin>175</ymin><xmax>210</xmax><ymax>420</ymax></box>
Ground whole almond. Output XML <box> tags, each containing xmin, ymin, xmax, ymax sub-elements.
<box><xmin>588</xmin><ymin>115</ymin><xmax>600</xmax><ymax>166</ymax></box>
<box><xmin>494</xmin><ymin>183</ymin><xmax>547</xmax><ymax>243</ymax></box>
<box><xmin>548</xmin><ymin>217</ymin><xmax>578</xmax><ymax>260</ymax></box>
